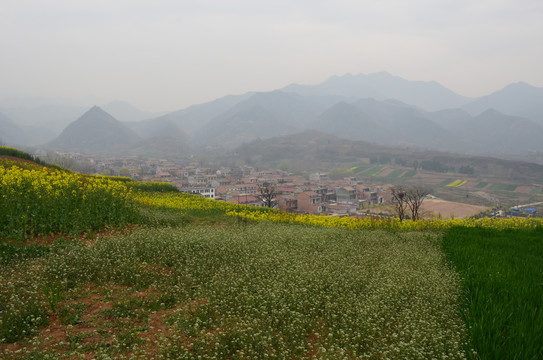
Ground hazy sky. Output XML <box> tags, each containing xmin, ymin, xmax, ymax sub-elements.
<box><xmin>1</xmin><ymin>0</ymin><xmax>542</xmax><ymax>112</ymax></box>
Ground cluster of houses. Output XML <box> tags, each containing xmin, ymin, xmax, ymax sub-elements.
<box><xmin>38</xmin><ymin>152</ymin><xmax>394</xmax><ymax>216</ymax></box>
<box><xmin>32</xmin><ymin>152</ymin><xmax>543</xmax><ymax>220</ymax></box>
<box><xmin>139</xmin><ymin>163</ymin><xmax>392</xmax><ymax>216</ymax></box>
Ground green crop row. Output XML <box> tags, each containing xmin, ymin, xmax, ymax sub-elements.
<box><xmin>443</xmin><ymin>227</ymin><xmax>543</xmax><ymax>359</ymax></box>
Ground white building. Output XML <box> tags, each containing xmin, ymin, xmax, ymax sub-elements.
<box><xmin>182</xmin><ymin>187</ymin><xmax>216</xmax><ymax>199</ymax></box>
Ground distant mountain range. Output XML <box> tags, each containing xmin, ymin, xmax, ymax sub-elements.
<box><xmin>462</xmin><ymin>82</ymin><xmax>543</xmax><ymax>126</ymax></box>
<box><xmin>309</xmin><ymin>99</ymin><xmax>543</xmax><ymax>154</ymax></box>
<box><xmin>283</xmin><ymin>72</ymin><xmax>472</xmax><ymax>111</ymax></box>
<box><xmin>0</xmin><ymin>111</ymin><xmax>26</xmax><ymax>145</ymax></box>
<box><xmin>3</xmin><ymin>72</ymin><xmax>543</xmax><ymax>158</ymax></box>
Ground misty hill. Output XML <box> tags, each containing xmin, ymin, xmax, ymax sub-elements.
<box><xmin>0</xmin><ymin>112</ymin><xmax>27</xmax><ymax>145</ymax></box>
<box><xmin>147</xmin><ymin>93</ymin><xmax>253</xmax><ymax>135</ymax></box>
<box><xmin>125</xmin><ymin>136</ymin><xmax>189</xmax><ymax>158</ymax></box>
<box><xmin>47</xmin><ymin>106</ymin><xmax>141</xmax><ymax>154</ymax></box>
<box><xmin>194</xmin><ymin>104</ymin><xmax>298</xmax><ymax>149</ymax></box>
<box><xmin>193</xmin><ymin>90</ymin><xmax>326</xmax><ymax>147</ymax></box>
<box><xmin>283</xmin><ymin>72</ymin><xmax>471</xmax><ymax>111</ymax></box>
<box><xmin>180</xmin><ymin>88</ymin><xmax>543</xmax><ymax>155</ymax></box>
<box><xmin>1</xmin><ymin>105</ymin><xmax>88</xmax><ymax>135</ymax></box>
<box><xmin>309</xmin><ymin>98</ymin><xmax>543</xmax><ymax>155</ymax></box>
<box><xmin>426</xmin><ymin>109</ymin><xmax>473</xmax><ymax>132</ymax></box>
<box><xmin>21</xmin><ymin>125</ymin><xmax>58</xmax><ymax>146</ymax></box>
<box><xmin>310</xmin><ymin>102</ymin><xmax>391</xmax><ymax>143</ymax></box>
<box><xmin>228</xmin><ymin>130</ymin><xmax>543</xmax><ymax>183</ymax></box>
<box><xmin>123</xmin><ymin>121</ymin><xmax>191</xmax><ymax>157</ymax></box>
<box><xmin>102</xmin><ymin>101</ymin><xmax>156</xmax><ymax>122</ymax></box>
<box><xmin>126</xmin><ymin>118</ymin><xmax>189</xmax><ymax>140</ymax></box>
<box><xmin>221</xmin><ymin>90</ymin><xmax>329</xmax><ymax>128</ymax></box>
<box><xmin>0</xmin><ymin>111</ymin><xmax>58</xmax><ymax>146</ymax></box>
<box><xmin>226</xmin><ymin>130</ymin><xmax>390</xmax><ymax>171</ymax></box>
<box><xmin>309</xmin><ymin>99</ymin><xmax>465</xmax><ymax>151</ymax></box>
<box><xmin>449</xmin><ymin>109</ymin><xmax>543</xmax><ymax>154</ymax></box>
<box><xmin>352</xmin><ymin>99</ymin><xmax>463</xmax><ymax>150</ymax></box>
<box><xmin>463</xmin><ymin>82</ymin><xmax>543</xmax><ymax>125</ymax></box>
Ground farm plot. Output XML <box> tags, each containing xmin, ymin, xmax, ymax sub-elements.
<box><xmin>375</xmin><ymin>168</ymin><xmax>405</xmax><ymax>183</ymax></box>
<box><xmin>513</xmin><ymin>186</ymin><xmax>532</xmax><ymax>194</ymax></box>
<box><xmin>351</xmin><ymin>164</ymin><xmax>373</xmax><ymax>174</ymax></box>
<box><xmin>421</xmin><ymin>199</ymin><xmax>488</xmax><ymax>220</ymax></box>
<box><xmin>446</xmin><ymin>179</ymin><xmax>468</xmax><ymax>188</ymax></box>
<box><xmin>1</xmin><ymin>224</ymin><xmax>469</xmax><ymax>359</ymax></box>
<box><xmin>474</xmin><ymin>182</ymin><xmax>488</xmax><ymax>189</ymax></box>
<box><xmin>400</xmin><ymin>170</ymin><xmax>416</xmax><ymax>179</ymax></box>
<box><xmin>488</xmin><ymin>183</ymin><xmax>517</xmax><ymax>192</ymax></box>
<box><xmin>0</xmin><ymin>161</ymin><xmax>138</xmax><ymax>241</ymax></box>
<box><xmin>439</xmin><ymin>179</ymin><xmax>454</xmax><ymax>186</ymax></box>
<box><xmin>371</xmin><ymin>166</ymin><xmax>388</xmax><ymax>176</ymax></box>
<box><xmin>443</xmin><ymin>227</ymin><xmax>543</xmax><ymax>359</ymax></box>
<box><xmin>356</xmin><ymin>165</ymin><xmax>387</xmax><ymax>177</ymax></box>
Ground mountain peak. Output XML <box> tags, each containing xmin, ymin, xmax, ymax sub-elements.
<box><xmin>368</xmin><ymin>71</ymin><xmax>393</xmax><ymax>78</ymax></box>
<box><xmin>47</xmin><ymin>106</ymin><xmax>141</xmax><ymax>153</ymax></box>
<box><xmin>84</xmin><ymin>105</ymin><xmax>111</xmax><ymax>117</ymax></box>
<box><xmin>462</xmin><ymin>81</ymin><xmax>543</xmax><ymax>123</ymax></box>
<box><xmin>478</xmin><ymin>108</ymin><xmax>503</xmax><ymax>117</ymax></box>
<box><xmin>502</xmin><ymin>81</ymin><xmax>537</xmax><ymax>91</ymax></box>
<box><xmin>77</xmin><ymin>106</ymin><xmax>119</xmax><ymax>125</ymax></box>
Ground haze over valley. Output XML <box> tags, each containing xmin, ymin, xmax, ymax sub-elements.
<box><xmin>2</xmin><ymin>72</ymin><xmax>543</xmax><ymax>159</ymax></box>
<box><xmin>2</xmin><ymin>0</ymin><xmax>543</xmax><ymax>210</ymax></box>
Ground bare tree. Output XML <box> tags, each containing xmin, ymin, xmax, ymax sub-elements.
<box><xmin>391</xmin><ymin>185</ymin><xmax>430</xmax><ymax>221</ymax></box>
<box><xmin>405</xmin><ymin>185</ymin><xmax>430</xmax><ymax>220</ymax></box>
<box><xmin>257</xmin><ymin>182</ymin><xmax>277</xmax><ymax>208</ymax></box>
<box><xmin>391</xmin><ymin>185</ymin><xmax>409</xmax><ymax>221</ymax></box>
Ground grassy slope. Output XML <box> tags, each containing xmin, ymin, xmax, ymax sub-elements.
<box><xmin>442</xmin><ymin>227</ymin><xmax>543</xmax><ymax>360</ymax></box>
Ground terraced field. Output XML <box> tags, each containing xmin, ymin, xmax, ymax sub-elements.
<box><xmin>474</xmin><ymin>182</ymin><xmax>488</xmax><ymax>189</ymax></box>
<box><xmin>446</xmin><ymin>179</ymin><xmax>468</xmax><ymax>188</ymax></box>
<box><xmin>488</xmin><ymin>183</ymin><xmax>517</xmax><ymax>192</ymax></box>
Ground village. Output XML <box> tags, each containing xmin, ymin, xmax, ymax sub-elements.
<box><xmin>45</xmin><ymin>152</ymin><xmax>392</xmax><ymax>217</ymax></box>
<box><xmin>39</xmin><ymin>151</ymin><xmax>541</xmax><ymax>220</ymax></box>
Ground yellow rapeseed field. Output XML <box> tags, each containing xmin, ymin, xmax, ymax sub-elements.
<box><xmin>446</xmin><ymin>179</ymin><xmax>468</xmax><ymax>187</ymax></box>
<box><xmin>0</xmin><ymin>162</ymin><xmax>137</xmax><ymax>240</ymax></box>
<box><xmin>134</xmin><ymin>192</ymin><xmax>543</xmax><ymax>232</ymax></box>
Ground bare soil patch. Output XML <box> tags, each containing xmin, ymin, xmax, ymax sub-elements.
<box><xmin>422</xmin><ymin>199</ymin><xmax>488</xmax><ymax>219</ymax></box>
<box><xmin>378</xmin><ymin>167</ymin><xmax>394</xmax><ymax>177</ymax></box>
<box><xmin>515</xmin><ymin>186</ymin><xmax>532</xmax><ymax>194</ymax></box>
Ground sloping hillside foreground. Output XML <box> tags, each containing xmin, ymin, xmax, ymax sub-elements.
<box><xmin>1</xmin><ymin>148</ymin><xmax>541</xmax><ymax>359</ymax></box>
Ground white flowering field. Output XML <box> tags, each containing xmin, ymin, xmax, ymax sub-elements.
<box><xmin>1</xmin><ymin>223</ymin><xmax>468</xmax><ymax>359</ymax></box>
